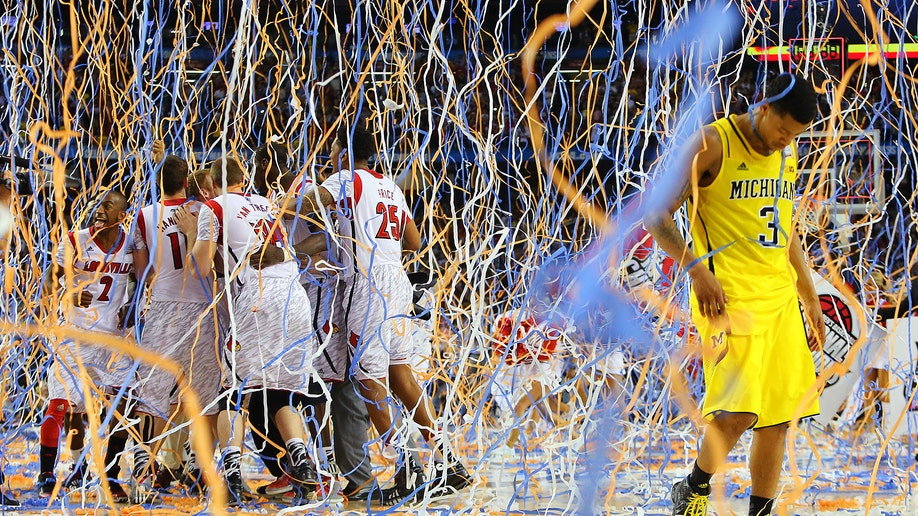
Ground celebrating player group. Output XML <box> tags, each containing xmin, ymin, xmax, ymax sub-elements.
<box><xmin>19</xmin><ymin>126</ymin><xmax>471</xmax><ymax>509</ymax></box>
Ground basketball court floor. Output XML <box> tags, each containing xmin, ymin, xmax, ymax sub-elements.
<box><xmin>0</xmin><ymin>415</ymin><xmax>911</xmax><ymax>515</ymax></box>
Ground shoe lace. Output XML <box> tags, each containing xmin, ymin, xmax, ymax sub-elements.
<box><xmin>380</xmin><ymin>486</ymin><xmax>410</xmax><ymax>507</ymax></box>
<box><xmin>684</xmin><ymin>491</ymin><xmax>709</xmax><ymax>516</ymax></box>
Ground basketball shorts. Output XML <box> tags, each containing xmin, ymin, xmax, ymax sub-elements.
<box><xmin>341</xmin><ymin>266</ymin><xmax>414</xmax><ymax>381</ymax></box>
<box><xmin>694</xmin><ymin>295</ymin><xmax>820</xmax><ymax>429</ymax></box>
<box><xmin>409</xmin><ymin>317</ymin><xmax>434</xmax><ymax>381</ymax></box>
<box><xmin>584</xmin><ymin>345</ymin><xmax>627</xmax><ymax>378</ymax></box>
<box><xmin>46</xmin><ymin>333</ymin><xmax>134</xmax><ymax>412</ymax></box>
<box><xmin>490</xmin><ymin>357</ymin><xmax>563</xmax><ymax>415</ymax></box>
<box><xmin>214</xmin><ymin>277</ymin><xmax>231</xmax><ymax>341</ymax></box>
<box><xmin>225</xmin><ymin>274</ymin><xmax>320</xmax><ymax>395</ymax></box>
<box><xmin>306</xmin><ymin>276</ymin><xmax>348</xmax><ymax>383</ymax></box>
<box><xmin>136</xmin><ymin>301</ymin><xmax>222</xmax><ymax>416</ymax></box>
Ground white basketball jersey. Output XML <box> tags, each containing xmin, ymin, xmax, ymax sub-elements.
<box><xmin>133</xmin><ymin>198</ymin><xmax>211</xmax><ymax>303</ymax></box>
<box><xmin>197</xmin><ymin>191</ymin><xmax>296</xmax><ymax>290</ymax></box>
<box><xmin>321</xmin><ymin>168</ymin><xmax>411</xmax><ymax>276</ymax></box>
<box><xmin>280</xmin><ymin>176</ymin><xmax>316</xmax><ymax>246</ymax></box>
<box><xmin>55</xmin><ymin>227</ymin><xmax>134</xmax><ymax>334</ymax></box>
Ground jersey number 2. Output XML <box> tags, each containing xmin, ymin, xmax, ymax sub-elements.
<box><xmin>98</xmin><ymin>276</ymin><xmax>114</xmax><ymax>302</ymax></box>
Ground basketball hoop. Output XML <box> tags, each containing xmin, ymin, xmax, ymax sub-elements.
<box><xmin>799</xmin><ymin>196</ymin><xmax>826</xmax><ymax>234</ymax></box>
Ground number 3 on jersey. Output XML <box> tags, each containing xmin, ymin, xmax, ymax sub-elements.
<box><xmin>375</xmin><ymin>202</ymin><xmax>408</xmax><ymax>240</ymax></box>
<box><xmin>758</xmin><ymin>206</ymin><xmax>780</xmax><ymax>247</ymax></box>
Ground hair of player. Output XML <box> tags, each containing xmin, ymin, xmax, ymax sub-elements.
<box><xmin>210</xmin><ymin>157</ymin><xmax>246</xmax><ymax>187</ymax></box>
<box><xmin>765</xmin><ymin>73</ymin><xmax>818</xmax><ymax>124</ymax></box>
<box><xmin>187</xmin><ymin>169</ymin><xmax>212</xmax><ymax>199</ymax></box>
<box><xmin>336</xmin><ymin>125</ymin><xmax>375</xmax><ymax>162</ymax></box>
<box><xmin>254</xmin><ymin>140</ymin><xmax>288</xmax><ymax>168</ymax></box>
<box><xmin>160</xmin><ymin>155</ymin><xmax>189</xmax><ymax>196</ymax></box>
<box><xmin>104</xmin><ymin>190</ymin><xmax>129</xmax><ymax>211</ymax></box>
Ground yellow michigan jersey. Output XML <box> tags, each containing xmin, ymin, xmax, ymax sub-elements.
<box><xmin>687</xmin><ymin>114</ymin><xmax>800</xmax><ymax>332</ymax></box>
<box><xmin>689</xmin><ymin>115</ymin><xmax>819</xmax><ymax>426</ymax></box>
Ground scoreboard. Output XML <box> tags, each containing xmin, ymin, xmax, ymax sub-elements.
<box><xmin>788</xmin><ymin>38</ymin><xmax>847</xmax><ymax>86</ymax></box>
<box><xmin>748</xmin><ymin>39</ymin><xmax>918</xmax><ymax>84</ymax></box>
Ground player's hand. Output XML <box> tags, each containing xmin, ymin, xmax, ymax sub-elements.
<box><xmin>74</xmin><ymin>289</ymin><xmax>92</xmax><ymax>307</ymax></box>
<box><xmin>274</xmin><ymin>192</ymin><xmax>295</xmax><ymax>216</ymax></box>
<box><xmin>802</xmin><ymin>294</ymin><xmax>825</xmax><ymax>351</ymax></box>
<box><xmin>250</xmin><ymin>245</ymin><xmax>286</xmax><ymax>270</ymax></box>
<box><xmin>117</xmin><ymin>304</ymin><xmax>137</xmax><ymax>331</ymax></box>
<box><xmin>118</xmin><ymin>305</ymin><xmax>127</xmax><ymax>329</ymax></box>
<box><xmin>174</xmin><ymin>205</ymin><xmax>198</xmax><ymax>237</ymax></box>
<box><xmin>689</xmin><ymin>264</ymin><xmax>728</xmax><ymax>320</ymax></box>
<box><xmin>151</xmin><ymin>139</ymin><xmax>165</xmax><ymax>163</ymax></box>
<box><xmin>329</xmin><ymin>140</ymin><xmax>344</xmax><ymax>174</ymax></box>
<box><xmin>309</xmin><ymin>257</ymin><xmax>339</xmax><ymax>277</ymax></box>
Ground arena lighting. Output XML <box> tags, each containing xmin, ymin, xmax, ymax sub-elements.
<box><xmin>748</xmin><ymin>42</ymin><xmax>918</xmax><ymax>60</ymax></box>
<box><xmin>558</xmin><ymin>69</ymin><xmax>609</xmax><ymax>74</ymax></box>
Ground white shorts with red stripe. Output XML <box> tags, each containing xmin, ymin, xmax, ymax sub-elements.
<box><xmin>224</xmin><ymin>272</ymin><xmax>320</xmax><ymax>394</ymax></box>
<box><xmin>308</xmin><ymin>277</ymin><xmax>349</xmax><ymax>382</ymax></box>
<box><xmin>490</xmin><ymin>357</ymin><xmax>564</xmax><ymax>415</ymax></box>
<box><xmin>46</xmin><ymin>333</ymin><xmax>135</xmax><ymax>412</ymax></box>
<box><xmin>341</xmin><ymin>266</ymin><xmax>414</xmax><ymax>381</ymax></box>
<box><xmin>136</xmin><ymin>301</ymin><xmax>223</xmax><ymax>416</ymax></box>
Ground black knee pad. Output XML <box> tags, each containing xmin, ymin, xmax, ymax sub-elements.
<box><xmin>264</xmin><ymin>388</ymin><xmax>321</xmax><ymax>417</ymax></box>
<box><xmin>217</xmin><ymin>388</ymin><xmax>244</xmax><ymax>412</ymax></box>
<box><xmin>305</xmin><ymin>378</ymin><xmax>330</xmax><ymax>405</ymax></box>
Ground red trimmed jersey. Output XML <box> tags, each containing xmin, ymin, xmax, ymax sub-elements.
<box><xmin>133</xmin><ymin>198</ymin><xmax>211</xmax><ymax>303</ymax></box>
<box><xmin>492</xmin><ymin>310</ymin><xmax>560</xmax><ymax>365</ymax></box>
<box><xmin>320</xmin><ymin>168</ymin><xmax>411</xmax><ymax>276</ymax></box>
<box><xmin>196</xmin><ymin>191</ymin><xmax>294</xmax><ymax>289</ymax></box>
<box><xmin>55</xmin><ymin>227</ymin><xmax>135</xmax><ymax>334</ymax></box>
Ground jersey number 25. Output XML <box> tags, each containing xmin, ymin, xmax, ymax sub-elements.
<box><xmin>375</xmin><ymin>202</ymin><xmax>408</xmax><ymax>240</ymax></box>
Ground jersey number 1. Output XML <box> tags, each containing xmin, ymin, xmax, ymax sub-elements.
<box><xmin>167</xmin><ymin>232</ymin><xmax>185</xmax><ymax>270</ymax></box>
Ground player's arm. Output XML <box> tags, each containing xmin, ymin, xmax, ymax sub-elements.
<box><xmin>175</xmin><ymin>204</ymin><xmax>216</xmax><ymax>280</ymax></box>
<box><xmin>293</xmin><ymin>232</ymin><xmax>329</xmax><ymax>259</ymax></box>
<box><xmin>41</xmin><ymin>264</ymin><xmax>65</xmax><ymax>308</ymax></box>
<box><xmin>125</xmin><ymin>246</ymin><xmax>150</xmax><ymax>328</ymax></box>
<box><xmin>130</xmin><ymin>211</ymin><xmax>154</xmax><ymax>286</ymax></box>
<box><xmin>132</xmin><ymin>246</ymin><xmax>153</xmax><ymax>287</ymax></box>
<box><xmin>44</xmin><ymin>238</ymin><xmax>91</xmax><ymax>309</ymax></box>
<box><xmin>278</xmin><ymin>186</ymin><xmax>335</xmax><ymax>220</ymax></box>
<box><xmin>0</xmin><ymin>171</ymin><xmax>13</xmax><ymax>256</ymax></box>
<box><xmin>252</xmin><ymin>232</ymin><xmax>330</xmax><ymax>270</ymax></box>
<box><xmin>643</xmin><ymin>126</ymin><xmax>725</xmax><ymax>319</ymax></box>
<box><xmin>251</xmin><ymin>245</ymin><xmax>285</xmax><ymax>270</ymax></box>
<box><xmin>789</xmin><ymin>229</ymin><xmax>825</xmax><ymax>350</ymax></box>
<box><xmin>402</xmin><ymin>217</ymin><xmax>421</xmax><ymax>252</ymax></box>
<box><xmin>188</xmin><ymin>238</ymin><xmax>216</xmax><ymax>280</ymax></box>
<box><xmin>118</xmin><ymin>271</ymin><xmax>141</xmax><ymax>330</ymax></box>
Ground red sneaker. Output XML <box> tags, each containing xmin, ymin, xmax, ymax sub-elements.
<box><xmin>312</xmin><ymin>473</ymin><xmax>344</xmax><ymax>506</ymax></box>
<box><xmin>256</xmin><ymin>476</ymin><xmax>293</xmax><ymax>497</ymax></box>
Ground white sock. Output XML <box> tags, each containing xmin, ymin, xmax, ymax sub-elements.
<box><xmin>285</xmin><ymin>438</ymin><xmax>309</xmax><ymax>467</ymax></box>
